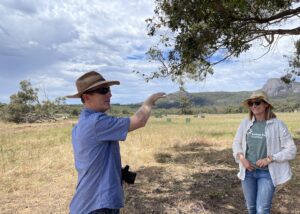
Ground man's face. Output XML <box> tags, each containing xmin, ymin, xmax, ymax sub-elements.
<box><xmin>83</xmin><ymin>86</ymin><xmax>112</xmax><ymax>112</ymax></box>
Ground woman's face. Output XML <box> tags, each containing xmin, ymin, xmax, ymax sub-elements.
<box><xmin>248</xmin><ymin>99</ymin><xmax>269</xmax><ymax>117</ymax></box>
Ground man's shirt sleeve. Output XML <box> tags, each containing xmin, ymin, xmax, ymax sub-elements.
<box><xmin>94</xmin><ymin>113</ymin><xmax>130</xmax><ymax>142</ymax></box>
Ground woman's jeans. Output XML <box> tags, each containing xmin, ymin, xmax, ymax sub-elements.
<box><xmin>242</xmin><ymin>169</ymin><xmax>275</xmax><ymax>214</ymax></box>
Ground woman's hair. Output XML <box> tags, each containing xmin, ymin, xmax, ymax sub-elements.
<box><xmin>248</xmin><ymin>102</ymin><xmax>276</xmax><ymax>120</ymax></box>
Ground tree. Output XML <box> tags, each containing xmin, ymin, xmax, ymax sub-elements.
<box><xmin>146</xmin><ymin>0</ymin><xmax>300</xmax><ymax>81</ymax></box>
<box><xmin>5</xmin><ymin>80</ymin><xmax>39</xmax><ymax>123</ymax></box>
<box><xmin>178</xmin><ymin>79</ymin><xmax>192</xmax><ymax>114</ymax></box>
<box><xmin>2</xmin><ymin>80</ymin><xmax>70</xmax><ymax>123</ymax></box>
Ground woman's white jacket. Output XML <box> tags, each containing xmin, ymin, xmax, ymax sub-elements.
<box><xmin>232</xmin><ymin>117</ymin><xmax>297</xmax><ymax>186</ymax></box>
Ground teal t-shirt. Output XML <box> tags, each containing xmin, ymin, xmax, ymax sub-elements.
<box><xmin>246</xmin><ymin>120</ymin><xmax>268</xmax><ymax>170</ymax></box>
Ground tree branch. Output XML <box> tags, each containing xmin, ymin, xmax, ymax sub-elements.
<box><xmin>234</xmin><ymin>6</ymin><xmax>300</xmax><ymax>24</ymax></box>
<box><xmin>255</xmin><ymin>26</ymin><xmax>300</xmax><ymax>35</ymax></box>
<box><xmin>253</xmin><ymin>6</ymin><xmax>300</xmax><ymax>23</ymax></box>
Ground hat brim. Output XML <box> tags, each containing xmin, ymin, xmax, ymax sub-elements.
<box><xmin>66</xmin><ymin>80</ymin><xmax>120</xmax><ymax>98</ymax></box>
<box><xmin>242</xmin><ymin>96</ymin><xmax>274</xmax><ymax>109</ymax></box>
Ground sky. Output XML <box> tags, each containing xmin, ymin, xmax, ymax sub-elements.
<box><xmin>0</xmin><ymin>0</ymin><xmax>299</xmax><ymax>104</ymax></box>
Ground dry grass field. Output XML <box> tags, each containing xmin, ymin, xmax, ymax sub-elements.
<box><xmin>0</xmin><ymin>113</ymin><xmax>299</xmax><ymax>213</ymax></box>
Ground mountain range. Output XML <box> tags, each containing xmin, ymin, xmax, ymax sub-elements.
<box><xmin>156</xmin><ymin>78</ymin><xmax>300</xmax><ymax>109</ymax></box>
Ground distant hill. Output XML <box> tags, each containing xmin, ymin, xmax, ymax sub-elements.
<box><xmin>156</xmin><ymin>91</ymin><xmax>252</xmax><ymax>108</ymax></box>
<box><xmin>156</xmin><ymin>78</ymin><xmax>300</xmax><ymax>109</ymax></box>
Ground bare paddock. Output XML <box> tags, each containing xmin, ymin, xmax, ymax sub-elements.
<box><xmin>0</xmin><ymin>113</ymin><xmax>299</xmax><ymax>213</ymax></box>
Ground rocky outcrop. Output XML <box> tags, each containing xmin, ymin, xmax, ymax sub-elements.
<box><xmin>262</xmin><ymin>78</ymin><xmax>300</xmax><ymax>97</ymax></box>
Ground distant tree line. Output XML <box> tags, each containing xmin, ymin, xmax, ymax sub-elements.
<box><xmin>0</xmin><ymin>80</ymin><xmax>141</xmax><ymax>123</ymax></box>
<box><xmin>1</xmin><ymin>80</ymin><xmax>299</xmax><ymax>124</ymax></box>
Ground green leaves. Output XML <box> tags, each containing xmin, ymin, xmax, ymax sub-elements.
<box><xmin>145</xmin><ymin>0</ymin><xmax>299</xmax><ymax>81</ymax></box>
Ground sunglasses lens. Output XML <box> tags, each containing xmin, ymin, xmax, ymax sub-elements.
<box><xmin>248</xmin><ymin>100</ymin><xmax>263</xmax><ymax>106</ymax></box>
<box><xmin>98</xmin><ymin>87</ymin><xmax>110</xmax><ymax>94</ymax></box>
<box><xmin>85</xmin><ymin>87</ymin><xmax>111</xmax><ymax>95</ymax></box>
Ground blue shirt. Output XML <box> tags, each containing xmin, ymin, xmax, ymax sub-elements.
<box><xmin>70</xmin><ymin>108</ymin><xmax>130</xmax><ymax>214</ymax></box>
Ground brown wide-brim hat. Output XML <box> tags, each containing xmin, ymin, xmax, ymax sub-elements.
<box><xmin>66</xmin><ymin>71</ymin><xmax>120</xmax><ymax>98</ymax></box>
<box><xmin>242</xmin><ymin>90</ymin><xmax>274</xmax><ymax>109</ymax></box>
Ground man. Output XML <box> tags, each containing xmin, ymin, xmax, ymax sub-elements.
<box><xmin>66</xmin><ymin>71</ymin><xmax>165</xmax><ymax>214</ymax></box>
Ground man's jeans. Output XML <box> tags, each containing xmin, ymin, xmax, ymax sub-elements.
<box><xmin>88</xmin><ymin>208</ymin><xmax>120</xmax><ymax>214</ymax></box>
<box><xmin>242</xmin><ymin>169</ymin><xmax>275</xmax><ymax>214</ymax></box>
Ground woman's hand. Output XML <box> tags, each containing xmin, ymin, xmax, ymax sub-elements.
<box><xmin>237</xmin><ymin>153</ymin><xmax>255</xmax><ymax>171</ymax></box>
<box><xmin>256</xmin><ymin>157</ymin><xmax>272</xmax><ymax>168</ymax></box>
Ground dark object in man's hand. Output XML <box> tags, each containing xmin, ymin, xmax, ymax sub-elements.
<box><xmin>122</xmin><ymin>165</ymin><xmax>136</xmax><ymax>184</ymax></box>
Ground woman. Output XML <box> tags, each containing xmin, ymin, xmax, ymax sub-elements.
<box><xmin>232</xmin><ymin>90</ymin><xmax>297</xmax><ymax>214</ymax></box>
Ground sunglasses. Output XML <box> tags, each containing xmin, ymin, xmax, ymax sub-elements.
<box><xmin>248</xmin><ymin>100</ymin><xmax>264</xmax><ymax>107</ymax></box>
<box><xmin>87</xmin><ymin>87</ymin><xmax>111</xmax><ymax>95</ymax></box>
